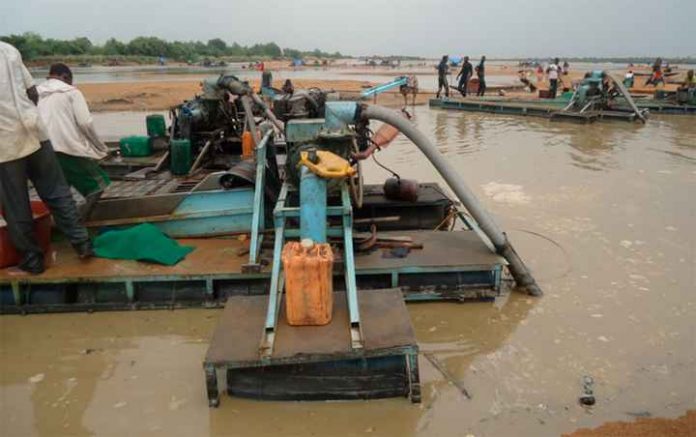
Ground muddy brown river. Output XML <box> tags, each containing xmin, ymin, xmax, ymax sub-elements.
<box><xmin>1</xmin><ymin>107</ymin><xmax>694</xmax><ymax>436</ymax></box>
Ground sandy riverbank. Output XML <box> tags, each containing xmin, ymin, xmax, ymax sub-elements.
<box><xmin>566</xmin><ymin>410</ymin><xmax>696</xmax><ymax>436</ymax></box>
<box><xmin>76</xmin><ymin>65</ymin><xmax>684</xmax><ymax>112</ymax></box>
<box><xmin>78</xmin><ymin>78</ymin><xmax>437</xmax><ymax>112</ymax></box>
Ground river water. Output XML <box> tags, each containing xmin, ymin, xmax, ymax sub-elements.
<box><xmin>26</xmin><ymin>63</ymin><xmax>524</xmax><ymax>89</ymax></box>
<box><xmin>1</xmin><ymin>108</ymin><xmax>694</xmax><ymax>436</ymax></box>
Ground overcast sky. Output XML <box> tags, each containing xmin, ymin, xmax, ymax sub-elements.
<box><xmin>1</xmin><ymin>0</ymin><xmax>693</xmax><ymax>58</ymax></box>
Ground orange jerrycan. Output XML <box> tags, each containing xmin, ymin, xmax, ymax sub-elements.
<box><xmin>282</xmin><ymin>240</ymin><xmax>334</xmax><ymax>326</ymax></box>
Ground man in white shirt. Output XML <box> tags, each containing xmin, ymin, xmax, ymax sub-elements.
<box><xmin>546</xmin><ymin>58</ymin><xmax>560</xmax><ymax>99</ymax></box>
<box><xmin>0</xmin><ymin>42</ymin><xmax>92</xmax><ymax>274</ymax></box>
<box><xmin>37</xmin><ymin>63</ymin><xmax>111</xmax><ymax>219</ymax></box>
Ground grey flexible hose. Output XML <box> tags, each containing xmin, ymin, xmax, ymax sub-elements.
<box><xmin>360</xmin><ymin>104</ymin><xmax>542</xmax><ymax>296</ymax></box>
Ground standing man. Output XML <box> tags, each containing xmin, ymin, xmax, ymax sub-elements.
<box><xmin>646</xmin><ymin>58</ymin><xmax>664</xmax><ymax>87</ymax></box>
<box><xmin>476</xmin><ymin>55</ymin><xmax>486</xmax><ymax>96</ymax></box>
<box><xmin>456</xmin><ymin>56</ymin><xmax>473</xmax><ymax>97</ymax></box>
<box><xmin>682</xmin><ymin>69</ymin><xmax>696</xmax><ymax>89</ymax></box>
<box><xmin>435</xmin><ymin>55</ymin><xmax>449</xmax><ymax>99</ymax></box>
<box><xmin>562</xmin><ymin>60</ymin><xmax>570</xmax><ymax>76</ymax></box>
<box><xmin>37</xmin><ymin>63</ymin><xmax>111</xmax><ymax>220</ymax></box>
<box><xmin>261</xmin><ymin>69</ymin><xmax>273</xmax><ymax>90</ymax></box>
<box><xmin>0</xmin><ymin>42</ymin><xmax>93</xmax><ymax>274</ymax></box>
<box><xmin>546</xmin><ymin>58</ymin><xmax>560</xmax><ymax>99</ymax></box>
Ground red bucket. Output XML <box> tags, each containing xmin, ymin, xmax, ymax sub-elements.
<box><xmin>0</xmin><ymin>201</ymin><xmax>52</xmax><ymax>268</ymax></box>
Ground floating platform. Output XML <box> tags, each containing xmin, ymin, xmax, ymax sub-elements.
<box><xmin>624</xmin><ymin>98</ymin><xmax>696</xmax><ymax>115</ymax></box>
<box><xmin>429</xmin><ymin>98</ymin><xmax>643</xmax><ymax>122</ymax></box>
<box><xmin>0</xmin><ymin>229</ymin><xmax>504</xmax><ymax>314</ymax></box>
<box><xmin>203</xmin><ymin>289</ymin><xmax>420</xmax><ymax>406</ymax></box>
<box><xmin>430</xmin><ymin>96</ymin><xmax>696</xmax><ymax>119</ymax></box>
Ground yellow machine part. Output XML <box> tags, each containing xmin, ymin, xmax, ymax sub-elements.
<box><xmin>299</xmin><ymin>150</ymin><xmax>356</xmax><ymax>179</ymax></box>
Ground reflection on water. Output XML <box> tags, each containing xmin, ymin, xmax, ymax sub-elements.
<box><xmin>1</xmin><ymin>107</ymin><xmax>695</xmax><ymax>436</ymax></box>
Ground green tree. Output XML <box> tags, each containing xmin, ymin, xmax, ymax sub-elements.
<box><xmin>206</xmin><ymin>38</ymin><xmax>227</xmax><ymax>56</ymax></box>
<box><xmin>126</xmin><ymin>36</ymin><xmax>169</xmax><ymax>57</ymax></box>
<box><xmin>70</xmin><ymin>37</ymin><xmax>92</xmax><ymax>54</ymax></box>
<box><xmin>103</xmin><ymin>38</ymin><xmax>127</xmax><ymax>56</ymax></box>
<box><xmin>284</xmin><ymin>48</ymin><xmax>301</xmax><ymax>59</ymax></box>
<box><xmin>1</xmin><ymin>32</ymin><xmax>44</xmax><ymax>59</ymax></box>
<box><xmin>0</xmin><ymin>32</ymin><xmax>350</xmax><ymax>62</ymax></box>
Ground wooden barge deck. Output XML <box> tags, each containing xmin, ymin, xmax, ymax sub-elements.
<box><xmin>0</xmin><ymin>229</ymin><xmax>505</xmax><ymax>314</ymax></box>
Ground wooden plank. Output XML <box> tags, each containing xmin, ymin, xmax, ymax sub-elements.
<box><xmin>0</xmin><ymin>230</ymin><xmax>502</xmax><ymax>284</ymax></box>
<box><xmin>0</xmin><ymin>238</ymin><xmax>256</xmax><ymax>282</ymax></box>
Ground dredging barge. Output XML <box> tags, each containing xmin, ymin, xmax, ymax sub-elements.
<box><xmin>1</xmin><ymin>75</ymin><xmax>541</xmax><ymax>406</ymax></box>
<box><xmin>431</xmin><ymin>71</ymin><xmax>696</xmax><ymax>122</ymax></box>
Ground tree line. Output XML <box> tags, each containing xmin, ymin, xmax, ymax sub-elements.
<box><xmin>0</xmin><ymin>33</ymin><xmax>344</xmax><ymax>61</ymax></box>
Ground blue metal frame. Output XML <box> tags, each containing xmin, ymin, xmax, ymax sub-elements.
<box><xmin>299</xmin><ymin>166</ymin><xmax>328</xmax><ymax>243</ymax></box>
<box><xmin>360</xmin><ymin>77</ymin><xmax>409</xmax><ymax>98</ymax></box>
<box><xmin>244</xmin><ymin>131</ymin><xmax>271</xmax><ymax>271</ymax></box>
<box><xmin>259</xmin><ymin>183</ymin><xmax>289</xmax><ymax>358</ymax></box>
<box><xmin>258</xmin><ymin>181</ymin><xmax>364</xmax><ymax>358</ymax></box>
<box><xmin>340</xmin><ymin>184</ymin><xmax>363</xmax><ymax>349</ymax></box>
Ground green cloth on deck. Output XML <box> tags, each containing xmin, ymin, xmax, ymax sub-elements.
<box><xmin>56</xmin><ymin>152</ymin><xmax>111</xmax><ymax>197</ymax></box>
<box><xmin>94</xmin><ymin>223</ymin><xmax>194</xmax><ymax>266</ymax></box>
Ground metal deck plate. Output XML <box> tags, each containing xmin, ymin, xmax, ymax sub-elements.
<box><xmin>355</xmin><ymin>230</ymin><xmax>504</xmax><ymax>271</ymax></box>
<box><xmin>203</xmin><ymin>289</ymin><xmax>421</xmax><ymax>405</ymax></box>
<box><xmin>205</xmin><ymin>289</ymin><xmax>417</xmax><ymax>367</ymax></box>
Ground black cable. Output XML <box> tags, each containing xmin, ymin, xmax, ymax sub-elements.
<box><xmin>371</xmin><ymin>153</ymin><xmax>400</xmax><ymax>180</ymax></box>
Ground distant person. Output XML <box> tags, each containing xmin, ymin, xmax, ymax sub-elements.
<box><xmin>535</xmin><ymin>64</ymin><xmax>544</xmax><ymax>84</ymax></box>
<box><xmin>546</xmin><ymin>58</ymin><xmax>560</xmax><ymax>98</ymax></box>
<box><xmin>645</xmin><ymin>58</ymin><xmax>664</xmax><ymax>87</ymax></box>
<box><xmin>456</xmin><ymin>56</ymin><xmax>473</xmax><ymax>97</ymax></box>
<box><xmin>562</xmin><ymin>60</ymin><xmax>570</xmax><ymax>75</ymax></box>
<box><xmin>682</xmin><ymin>69</ymin><xmax>696</xmax><ymax>89</ymax></box>
<box><xmin>37</xmin><ymin>63</ymin><xmax>111</xmax><ymax>221</ymax></box>
<box><xmin>261</xmin><ymin>69</ymin><xmax>273</xmax><ymax>89</ymax></box>
<box><xmin>435</xmin><ymin>55</ymin><xmax>450</xmax><ymax>98</ymax></box>
<box><xmin>519</xmin><ymin>70</ymin><xmax>537</xmax><ymax>92</ymax></box>
<box><xmin>399</xmin><ymin>75</ymin><xmax>419</xmax><ymax>106</ymax></box>
<box><xmin>476</xmin><ymin>56</ymin><xmax>486</xmax><ymax>96</ymax></box>
<box><xmin>282</xmin><ymin>79</ymin><xmax>295</xmax><ymax>95</ymax></box>
<box><xmin>623</xmin><ymin>70</ymin><xmax>635</xmax><ymax>88</ymax></box>
<box><xmin>0</xmin><ymin>42</ymin><xmax>93</xmax><ymax>274</ymax></box>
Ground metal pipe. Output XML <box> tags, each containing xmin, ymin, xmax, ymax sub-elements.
<box><xmin>240</xmin><ymin>96</ymin><xmax>261</xmax><ymax>146</ymax></box>
<box><xmin>188</xmin><ymin>139</ymin><xmax>213</xmax><ymax>175</ymax></box>
<box><xmin>250</xmin><ymin>93</ymin><xmax>285</xmax><ymax>132</ymax></box>
<box><xmin>216</xmin><ymin>74</ymin><xmax>285</xmax><ymax>132</ymax></box>
<box><xmin>607</xmin><ymin>73</ymin><xmax>646</xmax><ymax>123</ymax></box>
<box><xmin>360</xmin><ymin>104</ymin><xmax>542</xmax><ymax>296</ymax></box>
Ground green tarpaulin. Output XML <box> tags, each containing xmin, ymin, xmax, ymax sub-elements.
<box><xmin>94</xmin><ymin>223</ymin><xmax>194</xmax><ymax>266</ymax></box>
